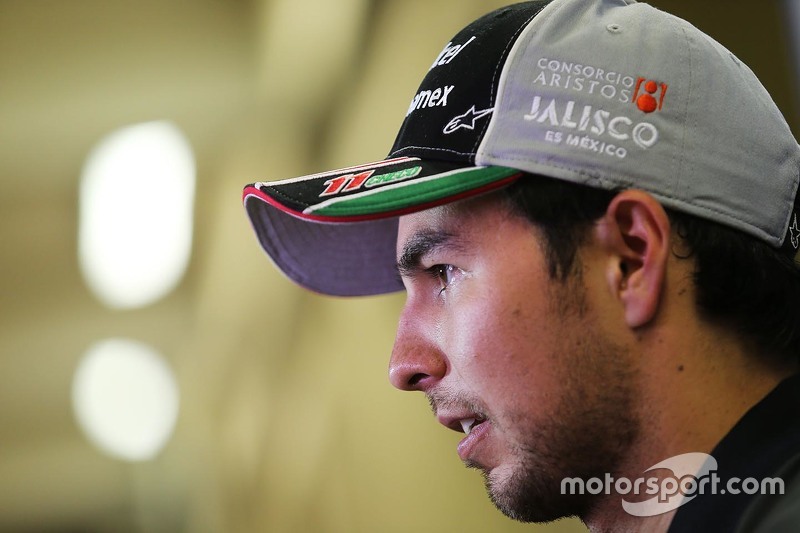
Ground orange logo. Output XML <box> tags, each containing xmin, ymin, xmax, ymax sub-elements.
<box><xmin>633</xmin><ymin>78</ymin><xmax>668</xmax><ymax>113</ymax></box>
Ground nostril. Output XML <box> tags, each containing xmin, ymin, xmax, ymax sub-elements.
<box><xmin>408</xmin><ymin>373</ymin><xmax>427</xmax><ymax>388</ymax></box>
<box><xmin>389</xmin><ymin>358</ymin><xmax>444</xmax><ymax>391</ymax></box>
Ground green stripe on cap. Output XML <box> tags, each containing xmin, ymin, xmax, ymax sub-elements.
<box><xmin>308</xmin><ymin>165</ymin><xmax>520</xmax><ymax>217</ymax></box>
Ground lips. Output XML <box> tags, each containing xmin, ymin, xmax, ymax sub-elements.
<box><xmin>437</xmin><ymin>412</ymin><xmax>490</xmax><ymax>461</ymax></box>
<box><xmin>437</xmin><ymin>413</ymin><xmax>486</xmax><ymax>433</ymax></box>
<box><xmin>457</xmin><ymin>419</ymin><xmax>490</xmax><ymax>461</ymax></box>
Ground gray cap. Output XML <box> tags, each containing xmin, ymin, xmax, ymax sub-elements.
<box><xmin>243</xmin><ymin>0</ymin><xmax>800</xmax><ymax>296</ymax></box>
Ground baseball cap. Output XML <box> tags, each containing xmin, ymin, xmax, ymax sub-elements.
<box><xmin>243</xmin><ymin>0</ymin><xmax>800</xmax><ymax>296</ymax></box>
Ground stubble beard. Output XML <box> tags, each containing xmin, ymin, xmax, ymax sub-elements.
<box><xmin>482</xmin><ymin>277</ymin><xmax>640</xmax><ymax>523</ymax></box>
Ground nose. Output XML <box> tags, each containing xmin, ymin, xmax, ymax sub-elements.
<box><xmin>388</xmin><ymin>308</ymin><xmax>447</xmax><ymax>391</ymax></box>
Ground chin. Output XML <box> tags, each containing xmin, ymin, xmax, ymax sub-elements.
<box><xmin>482</xmin><ymin>460</ymin><xmax>588</xmax><ymax>523</ymax></box>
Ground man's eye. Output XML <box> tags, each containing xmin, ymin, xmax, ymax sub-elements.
<box><xmin>431</xmin><ymin>264</ymin><xmax>457</xmax><ymax>293</ymax></box>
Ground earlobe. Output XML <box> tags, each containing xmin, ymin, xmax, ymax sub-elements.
<box><xmin>594</xmin><ymin>190</ymin><xmax>671</xmax><ymax>329</ymax></box>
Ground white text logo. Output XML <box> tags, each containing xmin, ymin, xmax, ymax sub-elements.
<box><xmin>560</xmin><ymin>453</ymin><xmax>785</xmax><ymax>517</ymax></box>
<box><xmin>407</xmin><ymin>85</ymin><xmax>455</xmax><ymax>116</ymax></box>
<box><xmin>430</xmin><ymin>36</ymin><xmax>476</xmax><ymax>69</ymax></box>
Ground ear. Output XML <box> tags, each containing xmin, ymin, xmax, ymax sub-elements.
<box><xmin>593</xmin><ymin>190</ymin><xmax>671</xmax><ymax>328</ymax></box>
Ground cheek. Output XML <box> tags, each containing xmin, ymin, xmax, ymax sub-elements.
<box><xmin>443</xmin><ymin>290</ymin><xmax>558</xmax><ymax>403</ymax></box>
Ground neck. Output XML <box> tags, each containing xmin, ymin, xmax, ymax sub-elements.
<box><xmin>581</xmin><ymin>321</ymin><xmax>796</xmax><ymax>533</ymax></box>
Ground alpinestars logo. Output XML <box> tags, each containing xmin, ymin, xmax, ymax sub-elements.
<box><xmin>789</xmin><ymin>213</ymin><xmax>800</xmax><ymax>249</ymax></box>
<box><xmin>443</xmin><ymin>106</ymin><xmax>494</xmax><ymax>134</ymax></box>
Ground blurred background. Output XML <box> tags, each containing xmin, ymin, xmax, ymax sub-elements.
<box><xmin>0</xmin><ymin>0</ymin><xmax>797</xmax><ymax>531</ymax></box>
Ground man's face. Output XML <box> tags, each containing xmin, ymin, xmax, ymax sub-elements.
<box><xmin>390</xmin><ymin>191</ymin><xmax>639</xmax><ymax>522</ymax></box>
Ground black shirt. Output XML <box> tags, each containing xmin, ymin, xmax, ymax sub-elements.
<box><xmin>668</xmin><ymin>374</ymin><xmax>800</xmax><ymax>532</ymax></box>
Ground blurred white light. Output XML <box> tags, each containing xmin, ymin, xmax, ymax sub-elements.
<box><xmin>72</xmin><ymin>338</ymin><xmax>180</xmax><ymax>462</ymax></box>
<box><xmin>79</xmin><ymin>121</ymin><xmax>195</xmax><ymax>309</ymax></box>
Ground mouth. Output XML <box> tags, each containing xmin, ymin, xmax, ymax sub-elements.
<box><xmin>437</xmin><ymin>413</ymin><xmax>487</xmax><ymax>435</ymax></box>
<box><xmin>437</xmin><ymin>413</ymin><xmax>490</xmax><ymax>461</ymax></box>
<box><xmin>457</xmin><ymin>418</ymin><xmax>491</xmax><ymax>461</ymax></box>
<box><xmin>459</xmin><ymin>417</ymin><xmax>485</xmax><ymax>437</ymax></box>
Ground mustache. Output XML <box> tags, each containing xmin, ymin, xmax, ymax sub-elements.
<box><xmin>426</xmin><ymin>388</ymin><xmax>488</xmax><ymax>420</ymax></box>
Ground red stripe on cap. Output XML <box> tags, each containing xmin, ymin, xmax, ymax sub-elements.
<box><xmin>243</xmin><ymin>173</ymin><xmax>522</xmax><ymax>223</ymax></box>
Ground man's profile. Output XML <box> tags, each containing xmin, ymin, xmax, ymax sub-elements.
<box><xmin>242</xmin><ymin>0</ymin><xmax>800</xmax><ymax>531</ymax></box>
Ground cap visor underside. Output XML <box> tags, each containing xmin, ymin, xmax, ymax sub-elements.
<box><xmin>243</xmin><ymin>157</ymin><xmax>521</xmax><ymax>296</ymax></box>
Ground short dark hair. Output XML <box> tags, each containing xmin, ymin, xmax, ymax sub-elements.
<box><xmin>503</xmin><ymin>174</ymin><xmax>800</xmax><ymax>362</ymax></box>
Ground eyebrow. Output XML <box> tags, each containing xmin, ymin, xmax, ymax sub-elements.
<box><xmin>396</xmin><ymin>229</ymin><xmax>462</xmax><ymax>278</ymax></box>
